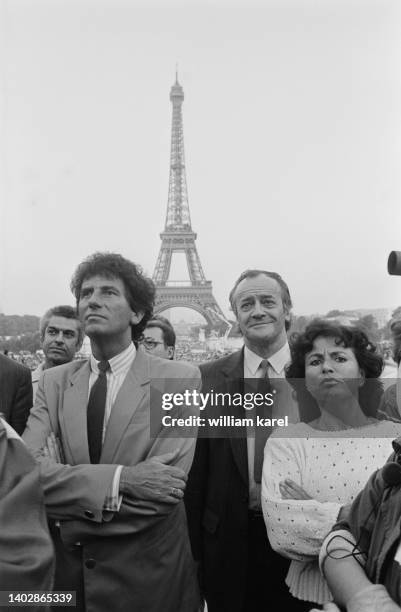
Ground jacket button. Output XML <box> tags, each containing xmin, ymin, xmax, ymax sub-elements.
<box><xmin>85</xmin><ymin>510</ymin><xmax>95</xmax><ymax>519</ymax></box>
<box><xmin>85</xmin><ymin>558</ymin><xmax>96</xmax><ymax>569</ymax></box>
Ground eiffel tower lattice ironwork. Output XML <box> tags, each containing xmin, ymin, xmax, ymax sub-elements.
<box><xmin>153</xmin><ymin>75</ymin><xmax>226</xmax><ymax>327</ymax></box>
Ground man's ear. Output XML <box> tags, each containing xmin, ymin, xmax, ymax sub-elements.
<box><xmin>75</xmin><ymin>323</ymin><xmax>84</xmax><ymax>352</ymax></box>
<box><xmin>284</xmin><ymin>306</ymin><xmax>292</xmax><ymax>329</ymax></box>
<box><xmin>167</xmin><ymin>346</ymin><xmax>175</xmax><ymax>360</ymax></box>
<box><xmin>131</xmin><ymin>311</ymin><xmax>145</xmax><ymax>325</ymax></box>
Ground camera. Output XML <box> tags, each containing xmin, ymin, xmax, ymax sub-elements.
<box><xmin>388</xmin><ymin>251</ymin><xmax>401</xmax><ymax>276</ymax></box>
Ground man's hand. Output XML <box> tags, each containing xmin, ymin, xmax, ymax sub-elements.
<box><xmin>120</xmin><ymin>449</ymin><xmax>187</xmax><ymax>504</ymax></box>
<box><xmin>41</xmin><ymin>432</ymin><xmax>65</xmax><ymax>463</ymax></box>
<box><xmin>279</xmin><ymin>478</ymin><xmax>312</xmax><ymax>500</ymax></box>
<box><xmin>345</xmin><ymin>584</ymin><xmax>401</xmax><ymax>612</ymax></box>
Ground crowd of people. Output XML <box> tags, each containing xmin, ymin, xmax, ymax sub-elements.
<box><xmin>4</xmin><ymin>342</ymin><xmax>236</xmax><ymax>368</ymax></box>
<box><xmin>1</xmin><ymin>251</ymin><xmax>401</xmax><ymax>612</ymax></box>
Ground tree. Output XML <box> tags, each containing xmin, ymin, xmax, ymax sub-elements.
<box><xmin>391</xmin><ymin>306</ymin><xmax>401</xmax><ymax>320</ymax></box>
<box><xmin>376</xmin><ymin>307</ymin><xmax>401</xmax><ymax>343</ymax></box>
<box><xmin>355</xmin><ymin>314</ymin><xmax>380</xmax><ymax>343</ymax></box>
<box><xmin>0</xmin><ymin>314</ymin><xmax>40</xmax><ymax>336</ymax></box>
<box><xmin>325</xmin><ymin>309</ymin><xmax>343</xmax><ymax>317</ymax></box>
<box><xmin>289</xmin><ymin>315</ymin><xmax>310</xmax><ymax>334</ymax></box>
<box><xmin>0</xmin><ymin>331</ymin><xmax>41</xmax><ymax>353</ymax></box>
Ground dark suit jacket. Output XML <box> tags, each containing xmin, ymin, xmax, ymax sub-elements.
<box><xmin>185</xmin><ymin>349</ymin><xmax>298</xmax><ymax>612</ymax></box>
<box><xmin>23</xmin><ymin>348</ymin><xmax>201</xmax><ymax>612</ymax></box>
<box><xmin>0</xmin><ymin>418</ymin><xmax>54</xmax><ymax>604</ymax></box>
<box><xmin>0</xmin><ymin>353</ymin><xmax>32</xmax><ymax>435</ymax></box>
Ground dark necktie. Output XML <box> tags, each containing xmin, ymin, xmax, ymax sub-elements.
<box><xmin>254</xmin><ymin>359</ymin><xmax>272</xmax><ymax>484</ymax></box>
<box><xmin>87</xmin><ymin>360</ymin><xmax>110</xmax><ymax>464</ymax></box>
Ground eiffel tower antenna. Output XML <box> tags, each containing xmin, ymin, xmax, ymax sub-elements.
<box><xmin>152</xmin><ymin>75</ymin><xmax>226</xmax><ymax>327</ymax></box>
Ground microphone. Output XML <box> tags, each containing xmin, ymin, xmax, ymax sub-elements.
<box><xmin>381</xmin><ymin>462</ymin><xmax>401</xmax><ymax>487</ymax></box>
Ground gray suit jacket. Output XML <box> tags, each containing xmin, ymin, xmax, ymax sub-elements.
<box><xmin>23</xmin><ymin>347</ymin><xmax>201</xmax><ymax>612</ymax></box>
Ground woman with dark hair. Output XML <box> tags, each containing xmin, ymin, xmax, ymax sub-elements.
<box><xmin>261</xmin><ymin>320</ymin><xmax>401</xmax><ymax>609</ymax></box>
<box><xmin>286</xmin><ymin>320</ymin><xmax>384</xmax><ymax>423</ymax></box>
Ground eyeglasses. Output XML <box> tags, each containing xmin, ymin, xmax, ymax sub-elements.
<box><xmin>139</xmin><ymin>338</ymin><xmax>165</xmax><ymax>350</ymax></box>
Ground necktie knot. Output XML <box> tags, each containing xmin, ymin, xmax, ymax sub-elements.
<box><xmin>98</xmin><ymin>360</ymin><xmax>110</xmax><ymax>374</ymax></box>
<box><xmin>259</xmin><ymin>359</ymin><xmax>269</xmax><ymax>376</ymax></box>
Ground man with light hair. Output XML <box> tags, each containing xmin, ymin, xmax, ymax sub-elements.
<box><xmin>32</xmin><ymin>305</ymin><xmax>83</xmax><ymax>400</ymax></box>
<box><xmin>186</xmin><ymin>269</ymin><xmax>301</xmax><ymax>612</ymax></box>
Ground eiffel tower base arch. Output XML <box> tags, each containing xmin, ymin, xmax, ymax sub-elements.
<box><xmin>154</xmin><ymin>284</ymin><xmax>226</xmax><ymax>328</ymax></box>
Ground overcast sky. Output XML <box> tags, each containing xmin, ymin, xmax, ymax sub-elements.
<box><xmin>0</xmin><ymin>0</ymin><xmax>400</xmax><ymax>320</ymax></box>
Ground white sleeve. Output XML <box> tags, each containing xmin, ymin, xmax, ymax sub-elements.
<box><xmin>103</xmin><ymin>465</ymin><xmax>123</xmax><ymax>512</ymax></box>
<box><xmin>261</xmin><ymin>436</ymin><xmax>341</xmax><ymax>562</ymax></box>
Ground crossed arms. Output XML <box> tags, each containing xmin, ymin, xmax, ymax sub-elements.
<box><xmin>22</xmin><ymin>368</ymin><xmax>201</xmax><ymax>539</ymax></box>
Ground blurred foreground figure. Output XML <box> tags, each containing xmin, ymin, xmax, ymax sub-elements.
<box><xmin>319</xmin><ymin>436</ymin><xmax>401</xmax><ymax>612</ymax></box>
<box><xmin>0</xmin><ymin>417</ymin><xmax>54</xmax><ymax>606</ymax></box>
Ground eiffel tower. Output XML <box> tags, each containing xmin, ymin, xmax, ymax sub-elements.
<box><xmin>153</xmin><ymin>75</ymin><xmax>226</xmax><ymax>328</ymax></box>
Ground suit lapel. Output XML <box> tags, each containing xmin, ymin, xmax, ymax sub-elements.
<box><xmin>61</xmin><ymin>362</ymin><xmax>91</xmax><ymax>464</ymax></box>
<box><xmin>221</xmin><ymin>349</ymin><xmax>249</xmax><ymax>487</ymax></box>
<box><xmin>100</xmin><ymin>349</ymin><xmax>149</xmax><ymax>464</ymax></box>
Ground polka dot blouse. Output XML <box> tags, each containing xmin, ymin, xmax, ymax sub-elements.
<box><xmin>261</xmin><ymin>420</ymin><xmax>401</xmax><ymax>604</ymax></box>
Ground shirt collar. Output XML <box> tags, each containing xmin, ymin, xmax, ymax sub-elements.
<box><xmin>268</xmin><ymin>342</ymin><xmax>291</xmax><ymax>374</ymax></box>
<box><xmin>244</xmin><ymin>342</ymin><xmax>290</xmax><ymax>376</ymax></box>
<box><xmin>90</xmin><ymin>342</ymin><xmax>136</xmax><ymax>376</ymax></box>
<box><xmin>32</xmin><ymin>362</ymin><xmax>45</xmax><ymax>380</ymax></box>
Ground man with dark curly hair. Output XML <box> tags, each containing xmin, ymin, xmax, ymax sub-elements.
<box><xmin>23</xmin><ymin>252</ymin><xmax>201</xmax><ymax>612</ymax></box>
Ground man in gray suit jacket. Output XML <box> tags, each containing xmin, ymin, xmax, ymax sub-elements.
<box><xmin>24</xmin><ymin>252</ymin><xmax>200</xmax><ymax>612</ymax></box>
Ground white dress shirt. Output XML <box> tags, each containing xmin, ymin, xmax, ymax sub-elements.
<box><xmin>89</xmin><ymin>342</ymin><xmax>137</xmax><ymax>511</ymax></box>
<box><xmin>244</xmin><ymin>342</ymin><xmax>295</xmax><ymax>510</ymax></box>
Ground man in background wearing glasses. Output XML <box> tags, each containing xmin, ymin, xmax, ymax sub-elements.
<box><xmin>140</xmin><ymin>315</ymin><xmax>176</xmax><ymax>360</ymax></box>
